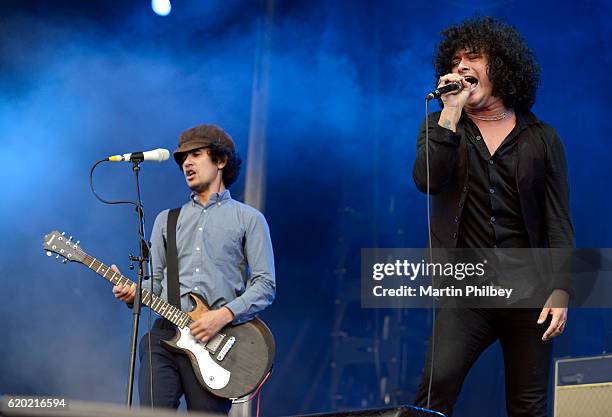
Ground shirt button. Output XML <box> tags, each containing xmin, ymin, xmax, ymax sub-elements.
<box><xmin>194</xmin><ymin>287</ymin><xmax>199</xmax><ymax>291</ymax></box>
<box><xmin>489</xmin><ymin>187</ymin><xmax>495</xmax><ymax>194</ymax></box>
<box><xmin>458</xmin><ymin>202</ymin><xmax>463</xmax><ymax>208</ymax></box>
<box><xmin>196</xmin><ymin>247</ymin><xmax>200</xmax><ymax>251</ymax></box>
<box><xmin>203</xmin><ymin>209</ymin><xmax>207</xmax><ymax>213</ymax></box>
<box><xmin>217</xmin><ymin>202</ymin><xmax>221</xmax><ymax>207</ymax></box>
<box><xmin>490</xmin><ymin>216</ymin><xmax>496</xmax><ymax>223</ymax></box>
<box><xmin>454</xmin><ymin>216</ymin><xmax>459</xmax><ymax>223</ymax></box>
<box><xmin>453</xmin><ymin>232</ymin><xmax>458</xmax><ymax>239</ymax></box>
<box><xmin>198</xmin><ymin>227</ymin><xmax>203</xmax><ymax>232</ymax></box>
<box><xmin>195</xmin><ymin>268</ymin><xmax>200</xmax><ymax>273</ymax></box>
<box><xmin>489</xmin><ymin>159</ymin><xmax>494</xmax><ymax>165</ymax></box>
<box><xmin>475</xmin><ymin>135</ymin><xmax>482</xmax><ymax>141</ymax></box>
<box><xmin>463</xmin><ymin>185</ymin><xmax>469</xmax><ymax>192</ymax></box>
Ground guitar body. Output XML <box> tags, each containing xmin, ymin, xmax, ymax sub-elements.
<box><xmin>159</xmin><ymin>293</ymin><xmax>275</xmax><ymax>399</ymax></box>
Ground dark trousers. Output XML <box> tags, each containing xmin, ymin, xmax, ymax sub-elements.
<box><xmin>414</xmin><ymin>308</ymin><xmax>552</xmax><ymax>417</ymax></box>
<box><xmin>138</xmin><ymin>319</ymin><xmax>232</xmax><ymax>414</ymax></box>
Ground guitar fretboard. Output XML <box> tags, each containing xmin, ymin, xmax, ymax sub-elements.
<box><xmin>82</xmin><ymin>255</ymin><xmax>193</xmax><ymax>328</ymax></box>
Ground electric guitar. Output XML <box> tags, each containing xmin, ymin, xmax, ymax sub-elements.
<box><xmin>43</xmin><ymin>230</ymin><xmax>275</xmax><ymax>400</ymax></box>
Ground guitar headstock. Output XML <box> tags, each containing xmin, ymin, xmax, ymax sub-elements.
<box><xmin>43</xmin><ymin>230</ymin><xmax>86</xmax><ymax>264</ymax></box>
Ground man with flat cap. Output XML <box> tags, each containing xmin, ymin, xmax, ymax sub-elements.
<box><xmin>112</xmin><ymin>124</ymin><xmax>276</xmax><ymax>413</ymax></box>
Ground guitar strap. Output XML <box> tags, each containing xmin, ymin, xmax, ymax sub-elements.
<box><xmin>166</xmin><ymin>207</ymin><xmax>181</xmax><ymax>309</ymax></box>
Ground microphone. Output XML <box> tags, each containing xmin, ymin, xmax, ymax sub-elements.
<box><xmin>426</xmin><ymin>81</ymin><xmax>463</xmax><ymax>100</ymax></box>
<box><xmin>108</xmin><ymin>148</ymin><xmax>170</xmax><ymax>163</ymax></box>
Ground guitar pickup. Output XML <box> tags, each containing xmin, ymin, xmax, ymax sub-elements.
<box><xmin>216</xmin><ymin>336</ymin><xmax>236</xmax><ymax>361</ymax></box>
<box><xmin>206</xmin><ymin>333</ymin><xmax>226</xmax><ymax>352</ymax></box>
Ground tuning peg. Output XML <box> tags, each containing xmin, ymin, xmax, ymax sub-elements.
<box><xmin>61</xmin><ymin>232</ymin><xmax>65</xmax><ymax>235</ymax></box>
<box><xmin>62</xmin><ymin>259</ymin><xmax>68</xmax><ymax>264</ymax></box>
<box><xmin>46</xmin><ymin>251</ymin><xmax>52</xmax><ymax>257</ymax></box>
<box><xmin>68</xmin><ymin>236</ymin><xmax>73</xmax><ymax>242</ymax></box>
<box><xmin>75</xmin><ymin>240</ymin><xmax>80</xmax><ymax>245</ymax></box>
<box><xmin>55</xmin><ymin>255</ymin><xmax>60</xmax><ymax>259</ymax></box>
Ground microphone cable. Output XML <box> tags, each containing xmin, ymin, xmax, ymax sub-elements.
<box><xmin>424</xmin><ymin>98</ymin><xmax>436</xmax><ymax>410</ymax></box>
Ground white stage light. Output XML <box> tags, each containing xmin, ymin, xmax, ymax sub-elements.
<box><xmin>151</xmin><ymin>0</ymin><xmax>172</xmax><ymax>16</ymax></box>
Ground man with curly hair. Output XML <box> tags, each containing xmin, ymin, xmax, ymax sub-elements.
<box><xmin>412</xmin><ymin>17</ymin><xmax>573</xmax><ymax>417</ymax></box>
<box><xmin>112</xmin><ymin>124</ymin><xmax>276</xmax><ymax>413</ymax></box>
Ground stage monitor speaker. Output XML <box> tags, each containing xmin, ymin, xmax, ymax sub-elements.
<box><xmin>287</xmin><ymin>405</ymin><xmax>445</xmax><ymax>417</ymax></box>
<box><xmin>0</xmin><ymin>398</ymin><xmax>223</xmax><ymax>417</ymax></box>
<box><xmin>554</xmin><ymin>354</ymin><xmax>612</xmax><ymax>417</ymax></box>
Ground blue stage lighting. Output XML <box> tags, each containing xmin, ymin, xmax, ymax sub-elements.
<box><xmin>151</xmin><ymin>0</ymin><xmax>171</xmax><ymax>16</ymax></box>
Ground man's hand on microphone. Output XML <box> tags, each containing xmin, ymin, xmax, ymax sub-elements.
<box><xmin>111</xmin><ymin>264</ymin><xmax>136</xmax><ymax>304</ymax></box>
<box><xmin>437</xmin><ymin>74</ymin><xmax>471</xmax><ymax>132</ymax></box>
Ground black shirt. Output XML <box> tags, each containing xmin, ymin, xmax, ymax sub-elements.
<box><xmin>412</xmin><ymin>110</ymin><xmax>575</xmax><ymax>294</ymax></box>
<box><xmin>457</xmin><ymin>116</ymin><xmax>531</xmax><ymax>249</ymax></box>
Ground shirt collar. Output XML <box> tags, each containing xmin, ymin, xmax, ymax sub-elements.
<box><xmin>191</xmin><ymin>189</ymin><xmax>232</xmax><ymax>208</ymax></box>
<box><xmin>510</xmin><ymin>110</ymin><xmax>541</xmax><ymax>138</ymax></box>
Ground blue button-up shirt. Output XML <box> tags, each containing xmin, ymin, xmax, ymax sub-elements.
<box><xmin>148</xmin><ymin>190</ymin><xmax>275</xmax><ymax>324</ymax></box>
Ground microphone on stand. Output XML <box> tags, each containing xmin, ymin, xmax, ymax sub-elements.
<box><xmin>90</xmin><ymin>146</ymin><xmax>170</xmax><ymax>407</ymax></box>
<box><xmin>108</xmin><ymin>148</ymin><xmax>170</xmax><ymax>163</ymax></box>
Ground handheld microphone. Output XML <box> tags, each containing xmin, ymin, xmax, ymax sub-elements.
<box><xmin>108</xmin><ymin>148</ymin><xmax>170</xmax><ymax>163</ymax></box>
<box><xmin>426</xmin><ymin>81</ymin><xmax>463</xmax><ymax>100</ymax></box>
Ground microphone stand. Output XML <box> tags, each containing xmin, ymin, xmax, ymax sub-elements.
<box><xmin>126</xmin><ymin>156</ymin><xmax>150</xmax><ymax>406</ymax></box>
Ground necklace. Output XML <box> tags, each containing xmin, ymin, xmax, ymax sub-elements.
<box><xmin>467</xmin><ymin>110</ymin><xmax>509</xmax><ymax>121</ymax></box>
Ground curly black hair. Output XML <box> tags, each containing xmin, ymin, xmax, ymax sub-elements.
<box><xmin>434</xmin><ymin>16</ymin><xmax>540</xmax><ymax>111</ymax></box>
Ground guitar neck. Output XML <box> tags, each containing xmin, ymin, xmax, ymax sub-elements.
<box><xmin>81</xmin><ymin>254</ymin><xmax>191</xmax><ymax>328</ymax></box>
